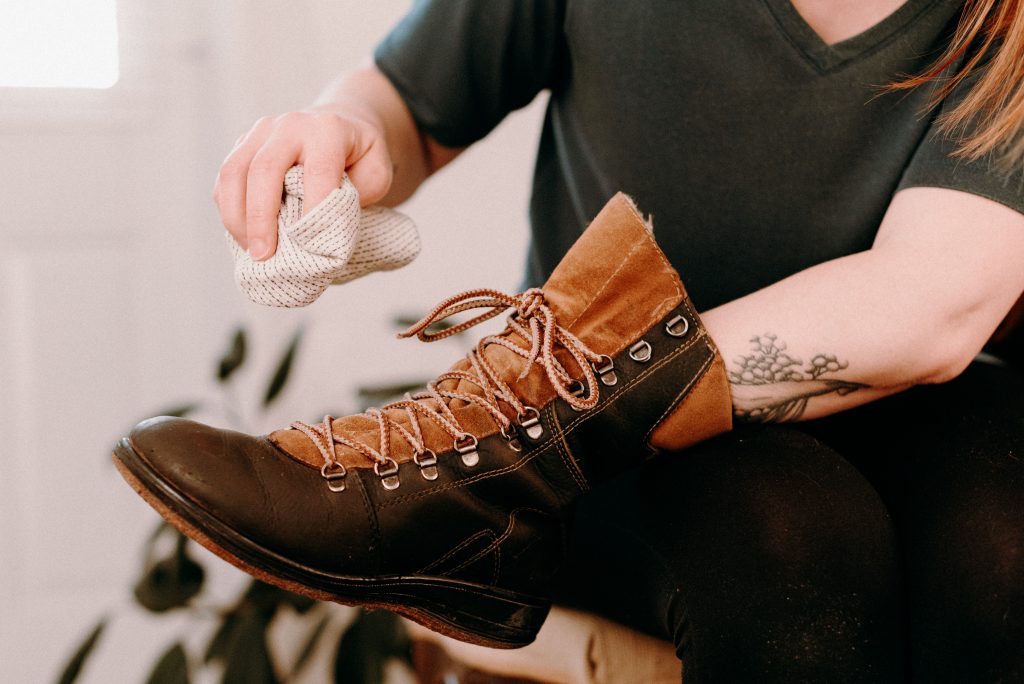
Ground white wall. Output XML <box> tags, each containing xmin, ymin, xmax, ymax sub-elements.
<box><xmin>0</xmin><ymin>2</ymin><xmax>544</xmax><ymax>681</ymax></box>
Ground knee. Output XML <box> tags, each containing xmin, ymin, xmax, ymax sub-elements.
<box><xmin>656</xmin><ymin>429</ymin><xmax>905</xmax><ymax>679</ymax></box>
<box><xmin>719</xmin><ymin>428</ymin><xmax>899</xmax><ymax>584</ymax></box>
<box><xmin>918</xmin><ymin>495</ymin><xmax>1024</xmax><ymax>621</ymax></box>
<box><xmin>910</xmin><ymin>494</ymin><xmax>1024</xmax><ymax>679</ymax></box>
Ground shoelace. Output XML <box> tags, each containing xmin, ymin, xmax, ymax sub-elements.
<box><xmin>291</xmin><ymin>288</ymin><xmax>605</xmax><ymax>487</ymax></box>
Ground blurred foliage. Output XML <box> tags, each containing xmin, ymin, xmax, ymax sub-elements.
<box><xmin>357</xmin><ymin>380</ymin><xmax>431</xmax><ymax>408</ymax></box>
<box><xmin>63</xmin><ymin>323</ymin><xmax>414</xmax><ymax>684</ymax></box>
<box><xmin>264</xmin><ymin>328</ymin><xmax>303</xmax><ymax>407</ymax></box>
<box><xmin>334</xmin><ymin>610</ymin><xmax>412</xmax><ymax>684</ymax></box>
<box><xmin>134</xmin><ymin>524</ymin><xmax>204</xmax><ymax>613</ymax></box>
<box><xmin>217</xmin><ymin>328</ymin><xmax>248</xmax><ymax>383</ymax></box>
<box><xmin>146</xmin><ymin>643</ymin><xmax>190</xmax><ymax>684</ymax></box>
<box><xmin>56</xmin><ymin>619</ymin><xmax>106</xmax><ymax>684</ymax></box>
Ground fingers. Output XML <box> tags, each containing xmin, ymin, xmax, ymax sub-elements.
<box><xmin>213</xmin><ymin>110</ymin><xmax>394</xmax><ymax>261</ymax></box>
<box><xmin>245</xmin><ymin>131</ymin><xmax>302</xmax><ymax>260</ymax></box>
<box><xmin>299</xmin><ymin>116</ymin><xmax>347</xmax><ymax>218</ymax></box>
<box><xmin>214</xmin><ymin>117</ymin><xmax>274</xmax><ymax>251</ymax></box>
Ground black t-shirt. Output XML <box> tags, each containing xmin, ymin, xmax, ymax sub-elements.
<box><xmin>375</xmin><ymin>0</ymin><xmax>1023</xmax><ymax>310</ymax></box>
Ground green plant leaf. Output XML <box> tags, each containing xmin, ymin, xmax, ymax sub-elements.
<box><xmin>145</xmin><ymin>642</ymin><xmax>190</xmax><ymax>684</ymax></box>
<box><xmin>56</xmin><ymin>618</ymin><xmax>107</xmax><ymax>684</ymax></box>
<box><xmin>207</xmin><ymin>580</ymin><xmax>296</xmax><ymax>664</ymax></box>
<box><xmin>392</xmin><ymin>315</ymin><xmax>458</xmax><ymax>334</ymax></box>
<box><xmin>332</xmin><ymin>609</ymin><xmax>411</xmax><ymax>684</ymax></box>
<box><xmin>356</xmin><ymin>380</ymin><xmax>429</xmax><ymax>409</ymax></box>
<box><xmin>222</xmin><ymin>612</ymin><xmax>278</xmax><ymax>684</ymax></box>
<box><xmin>263</xmin><ymin>327</ymin><xmax>303</xmax><ymax>407</ymax></box>
<box><xmin>218</xmin><ymin>327</ymin><xmax>248</xmax><ymax>382</ymax></box>
<box><xmin>288</xmin><ymin>612</ymin><xmax>331</xmax><ymax>680</ymax></box>
<box><xmin>156</xmin><ymin>403</ymin><xmax>201</xmax><ymax>418</ymax></box>
<box><xmin>204</xmin><ymin>611</ymin><xmax>240</xmax><ymax>664</ymax></box>
<box><xmin>241</xmin><ymin>580</ymin><xmax>291</xmax><ymax>617</ymax></box>
<box><xmin>133</xmin><ymin>532</ymin><xmax>205</xmax><ymax>613</ymax></box>
<box><xmin>275</xmin><ymin>588</ymin><xmax>317</xmax><ymax>615</ymax></box>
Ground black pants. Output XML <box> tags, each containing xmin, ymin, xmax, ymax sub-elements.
<box><xmin>550</xmin><ymin>361</ymin><xmax>1024</xmax><ymax>683</ymax></box>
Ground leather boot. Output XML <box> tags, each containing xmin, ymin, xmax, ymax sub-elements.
<box><xmin>113</xmin><ymin>193</ymin><xmax>733</xmax><ymax>649</ymax></box>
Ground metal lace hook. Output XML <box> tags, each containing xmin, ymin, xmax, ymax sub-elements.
<box><xmin>374</xmin><ymin>457</ymin><xmax>401</xmax><ymax>491</ymax></box>
<box><xmin>517</xmin><ymin>405</ymin><xmax>544</xmax><ymax>440</ymax></box>
<box><xmin>499</xmin><ymin>423</ymin><xmax>523</xmax><ymax>452</ymax></box>
<box><xmin>592</xmin><ymin>355</ymin><xmax>618</xmax><ymax>386</ymax></box>
<box><xmin>413</xmin><ymin>449</ymin><xmax>439</xmax><ymax>480</ymax></box>
<box><xmin>455</xmin><ymin>433</ymin><xmax>480</xmax><ymax>467</ymax></box>
<box><xmin>320</xmin><ymin>461</ymin><xmax>348</xmax><ymax>493</ymax></box>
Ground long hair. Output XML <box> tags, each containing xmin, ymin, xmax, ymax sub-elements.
<box><xmin>892</xmin><ymin>0</ymin><xmax>1024</xmax><ymax>170</ymax></box>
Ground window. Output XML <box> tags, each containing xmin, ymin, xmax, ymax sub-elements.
<box><xmin>1</xmin><ymin>0</ymin><xmax>119</xmax><ymax>89</ymax></box>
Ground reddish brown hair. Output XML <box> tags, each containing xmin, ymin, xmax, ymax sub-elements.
<box><xmin>892</xmin><ymin>0</ymin><xmax>1024</xmax><ymax>170</ymax></box>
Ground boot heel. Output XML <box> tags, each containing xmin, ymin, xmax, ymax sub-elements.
<box><xmin>381</xmin><ymin>579</ymin><xmax>551</xmax><ymax>649</ymax></box>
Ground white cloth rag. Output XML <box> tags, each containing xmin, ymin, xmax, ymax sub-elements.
<box><xmin>230</xmin><ymin>165</ymin><xmax>420</xmax><ymax>307</ymax></box>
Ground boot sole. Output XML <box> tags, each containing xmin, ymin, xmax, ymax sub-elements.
<box><xmin>112</xmin><ymin>438</ymin><xmax>549</xmax><ymax>649</ymax></box>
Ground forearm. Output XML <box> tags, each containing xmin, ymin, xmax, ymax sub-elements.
<box><xmin>700</xmin><ymin>189</ymin><xmax>1024</xmax><ymax>423</ymax></box>
<box><xmin>310</xmin><ymin>60</ymin><xmax>459</xmax><ymax>206</ymax></box>
<box><xmin>702</xmin><ymin>251</ymin><xmax>929</xmax><ymax>423</ymax></box>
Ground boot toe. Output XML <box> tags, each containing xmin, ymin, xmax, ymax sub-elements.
<box><xmin>121</xmin><ymin>416</ymin><xmax>376</xmax><ymax>576</ymax></box>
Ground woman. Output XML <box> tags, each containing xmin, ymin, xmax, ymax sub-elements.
<box><xmin>211</xmin><ymin>0</ymin><xmax>1024</xmax><ymax>680</ymax></box>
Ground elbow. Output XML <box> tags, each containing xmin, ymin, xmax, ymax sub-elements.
<box><xmin>919</xmin><ymin>345</ymin><xmax>977</xmax><ymax>385</ymax></box>
<box><xmin>914</xmin><ymin>311</ymin><xmax>988</xmax><ymax>386</ymax></box>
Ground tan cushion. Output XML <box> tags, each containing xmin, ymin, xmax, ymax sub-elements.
<box><xmin>406</xmin><ymin>606</ymin><xmax>681</xmax><ymax>684</ymax></box>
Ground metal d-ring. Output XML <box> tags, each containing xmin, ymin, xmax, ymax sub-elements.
<box><xmin>592</xmin><ymin>355</ymin><xmax>618</xmax><ymax>386</ymax></box>
<box><xmin>665</xmin><ymin>314</ymin><xmax>689</xmax><ymax>338</ymax></box>
<box><xmin>629</xmin><ymin>339</ymin><xmax>652</xmax><ymax>363</ymax></box>
<box><xmin>455</xmin><ymin>433</ymin><xmax>480</xmax><ymax>467</ymax></box>
<box><xmin>518</xmin><ymin>406</ymin><xmax>544</xmax><ymax>440</ymax></box>
<box><xmin>413</xmin><ymin>449</ymin><xmax>439</xmax><ymax>481</ymax></box>
<box><xmin>566</xmin><ymin>380</ymin><xmax>590</xmax><ymax>412</ymax></box>
<box><xmin>374</xmin><ymin>457</ymin><xmax>401</xmax><ymax>491</ymax></box>
<box><xmin>320</xmin><ymin>461</ymin><xmax>348</xmax><ymax>493</ymax></box>
<box><xmin>500</xmin><ymin>423</ymin><xmax>522</xmax><ymax>452</ymax></box>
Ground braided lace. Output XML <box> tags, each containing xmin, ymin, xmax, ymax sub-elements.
<box><xmin>291</xmin><ymin>288</ymin><xmax>603</xmax><ymax>480</ymax></box>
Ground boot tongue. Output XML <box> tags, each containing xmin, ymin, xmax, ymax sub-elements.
<box><xmin>539</xmin><ymin>193</ymin><xmax>686</xmax><ymax>357</ymax></box>
<box><xmin>448</xmin><ymin>193</ymin><xmax>688</xmax><ymax>412</ymax></box>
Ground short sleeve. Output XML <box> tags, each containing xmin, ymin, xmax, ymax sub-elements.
<box><xmin>897</xmin><ymin>68</ymin><xmax>1024</xmax><ymax>215</ymax></box>
<box><xmin>374</xmin><ymin>0</ymin><xmax>566</xmax><ymax>148</ymax></box>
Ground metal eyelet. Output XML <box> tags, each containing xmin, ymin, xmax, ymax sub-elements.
<box><xmin>500</xmin><ymin>424</ymin><xmax>522</xmax><ymax>452</ymax></box>
<box><xmin>665</xmin><ymin>315</ymin><xmax>689</xmax><ymax>338</ymax></box>
<box><xmin>518</xmin><ymin>405</ymin><xmax>544</xmax><ymax>440</ymax></box>
<box><xmin>567</xmin><ymin>380</ymin><xmax>589</xmax><ymax>412</ymax></box>
<box><xmin>374</xmin><ymin>457</ymin><xmax>401</xmax><ymax>491</ymax></box>
<box><xmin>413</xmin><ymin>449</ymin><xmax>439</xmax><ymax>480</ymax></box>
<box><xmin>455</xmin><ymin>433</ymin><xmax>480</xmax><ymax>467</ymax></box>
<box><xmin>628</xmin><ymin>339</ymin><xmax>652</xmax><ymax>363</ymax></box>
<box><xmin>592</xmin><ymin>355</ymin><xmax>618</xmax><ymax>386</ymax></box>
<box><xmin>320</xmin><ymin>462</ymin><xmax>347</xmax><ymax>493</ymax></box>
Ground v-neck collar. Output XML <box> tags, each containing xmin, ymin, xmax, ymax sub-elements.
<box><xmin>762</xmin><ymin>0</ymin><xmax>943</xmax><ymax>72</ymax></box>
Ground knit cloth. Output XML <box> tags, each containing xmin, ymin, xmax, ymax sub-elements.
<box><xmin>231</xmin><ymin>165</ymin><xmax>420</xmax><ymax>307</ymax></box>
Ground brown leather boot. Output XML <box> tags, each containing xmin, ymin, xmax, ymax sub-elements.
<box><xmin>113</xmin><ymin>193</ymin><xmax>732</xmax><ymax>649</ymax></box>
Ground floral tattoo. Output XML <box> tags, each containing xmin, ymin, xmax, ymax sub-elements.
<box><xmin>729</xmin><ymin>334</ymin><xmax>867</xmax><ymax>423</ymax></box>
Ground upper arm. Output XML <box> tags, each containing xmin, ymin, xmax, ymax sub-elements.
<box><xmin>373</xmin><ymin>0</ymin><xmax>566</xmax><ymax>148</ymax></box>
<box><xmin>870</xmin><ymin>186</ymin><xmax>1024</xmax><ymax>374</ymax></box>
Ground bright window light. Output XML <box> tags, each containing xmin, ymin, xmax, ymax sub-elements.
<box><xmin>0</xmin><ymin>1</ymin><xmax>119</xmax><ymax>89</ymax></box>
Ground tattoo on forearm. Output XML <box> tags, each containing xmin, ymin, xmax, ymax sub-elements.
<box><xmin>729</xmin><ymin>333</ymin><xmax>868</xmax><ymax>423</ymax></box>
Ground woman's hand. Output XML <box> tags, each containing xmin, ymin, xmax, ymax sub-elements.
<box><xmin>213</xmin><ymin>107</ymin><xmax>394</xmax><ymax>261</ymax></box>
